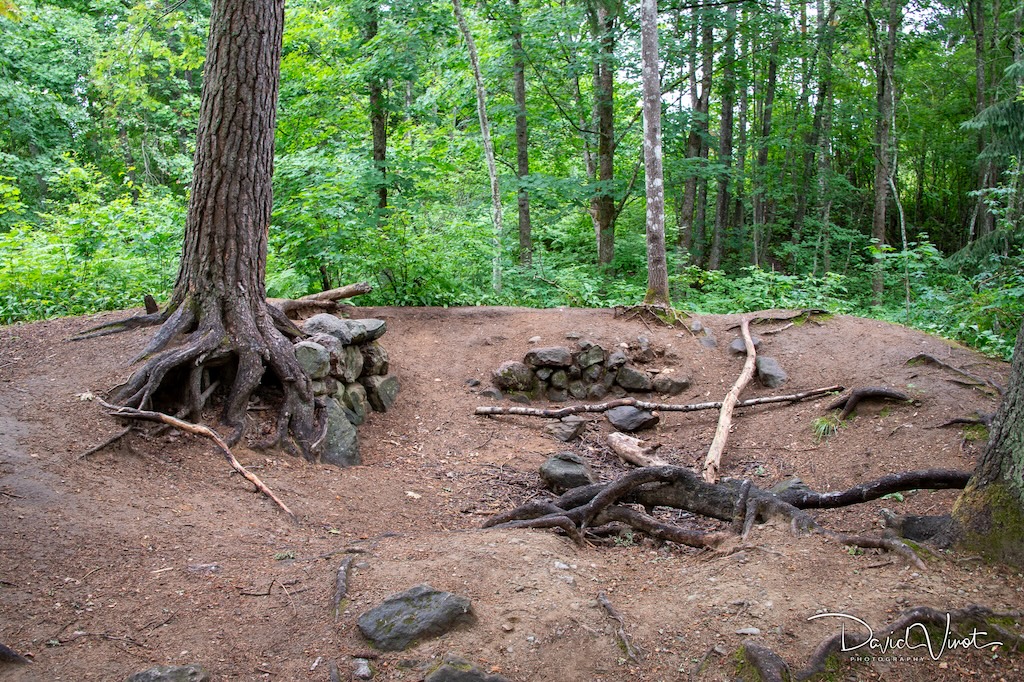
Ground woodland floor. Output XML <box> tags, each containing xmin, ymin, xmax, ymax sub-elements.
<box><xmin>1</xmin><ymin>306</ymin><xmax>1022</xmax><ymax>682</ymax></box>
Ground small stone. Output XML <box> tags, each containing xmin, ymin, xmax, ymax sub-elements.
<box><xmin>699</xmin><ymin>336</ymin><xmax>718</xmax><ymax>349</ymax></box>
<box><xmin>615</xmin><ymin>366</ymin><xmax>653</xmax><ymax>392</ymax></box>
<box><xmin>544</xmin><ymin>416</ymin><xmax>586</xmax><ymax>442</ymax></box>
<box><xmin>735</xmin><ymin>627</ymin><xmax>762</xmax><ymax>636</ymax></box>
<box><xmin>126</xmin><ymin>665</ymin><xmax>211</xmax><ymax>682</ymax></box>
<box><xmin>565</xmin><ymin>331</ymin><xmax>582</xmax><ymax>340</ymax></box>
<box><xmin>362</xmin><ymin>375</ymin><xmax>400</xmax><ymax>412</ymax></box>
<box><xmin>340</xmin><ymin>345</ymin><xmax>364</xmax><ymax>383</ymax></box>
<box><xmin>689</xmin><ymin>319</ymin><xmax>704</xmax><ymax>334</ymax></box>
<box><xmin>353</xmin><ymin>658</ymin><xmax>373</xmax><ymax>680</ymax></box>
<box><xmin>567</xmin><ymin>364</ymin><xmax>581</xmax><ymax>380</ymax></box>
<box><xmin>492</xmin><ymin>361</ymin><xmax>536</xmax><ymax>393</ymax></box>
<box><xmin>582</xmin><ymin>363</ymin><xmax>605</xmax><ymax>383</ymax></box>
<box><xmin>728</xmin><ymin>336</ymin><xmax>763</xmax><ymax>355</ymax></box>
<box><xmin>480</xmin><ymin>387</ymin><xmax>503</xmax><ymax>400</ymax></box>
<box><xmin>606</xmin><ymin>406</ymin><xmax>660</xmax><ymax>432</ymax></box>
<box><xmin>547</xmin><ymin>388</ymin><xmax>569</xmax><ymax>402</ymax></box>
<box><xmin>586</xmin><ymin>383</ymin><xmax>608</xmax><ymax>400</ymax></box>
<box><xmin>293</xmin><ymin>341</ymin><xmax>330</xmax><ymax>380</ymax></box>
<box><xmin>756</xmin><ymin>356</ymin><xmax>788</xmax><ymax>388</ymax></box>
<box><xmin>524</xmin><ymin>346</ymin><xmax>573</xmax><ymax>368</ymax></box>
<box><xmin>466</xmin><ymin>378</ymin><xmax>481</xmax><ymax>387</ymax></box>
<box><xmin>539</xmin><ymin>452</ymin><xmax>596</xmax><ymax>491</ymax></box>
<box><xmin>651</xmin><ymin>372</ymin><xmax>691</xmax><ymax>396</ymax></box>
<box><xmin>425</xmin><ymin>655</ymin><xmax>511</xmax><ymax>682</ymax></box>
<box><xmin>508</xmin><ymin>393</ymin><xmax>531</xmax><ymax>404</ymax></box>
<box><xmin>535</xmin><ymin>367</ymin><xmax>554</xmax><ymax>381</ymax></box>
<box><xmin>341</xmin><ymin>382</ymin><xmax>369</xmax><ymax>426</ymax></box>
<box><xmin>567</xmin><ymin>380</ymin><xmax>587</xmax><ymax>400</ymax></box>
<box><xmin>357</xmin><ymin>584</ymin><xmax>473</xmax><ymax>652</ymax></box>
<box><xmin>528</xmin><ymin>335</ymin><xmax>542</xmax><ymax>344</ymax></box>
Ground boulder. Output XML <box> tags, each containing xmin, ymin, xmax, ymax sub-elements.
<box><xmin>322</xmin><ymin>398</ymin><xmax>360</xmax><ymax>468</ymax></box>
<box><xmin>425</xmin><ymin>654</ymin><xmax>511</xmax><ymax>682</ymax></box>
<box><xmin>535</xmin><ymin>367</ymin><xmax>554</xmax><ymax>381</ymax></box>
<box><xmin>539</xmin><ymin>452</ymin><xmax>596</xmax><ymax>491</ymax></box>
<box><xmin>357</xmin><ymin>584</ymin><xmax>473</xmax><ymax>651</ymax></box>
<box><xmin>615</xmin><ymin>366</ymin><xmax>653</xmax><ymax>392</ymax></box>
<box><xmin>362</xmin><ymin>375</ymin><xmax>400</xmax><ymax>412</ymax></box>
<box><xmin>606</xmin><ymin>406</ymin><xmax>660</xmax><ymax>432</ymax></box>
<box><xmin>652</xmin><ymin>372</ymin><xmax>691</xmax><ymax>396</ymax></box>
<box><xmin>523</xmin><ymin>346</ymin><xmax>573</xmax><ymax>368</ymax></box>
<box><xmin>543</xmin><ymin>416</ymin><xmax>586</xmax><ymax>442</ymax></box>
<box><xmin>360</xmin><ymin>341</ymin><xmax>389</xmax><ymax>376</ymax></box>
<box><xmin>492</xmin><ymin>361</ymin><xmax>536</xmax><ymax>393</ymax></box>
<box><xmin>126</xmin><ymin>665</ymin><xmax>211</xmax><ymax>682</ymax></box>
<box><xmin>293</xmin><ymin>341</ymin><xmax>330</xmax><ymax>380</ymax></box>
<box><xmin>756</xmin><ymin>356</ymin><xmax>788</xmax><ymax>388</ymax></box>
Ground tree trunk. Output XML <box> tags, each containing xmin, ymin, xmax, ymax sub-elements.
<box><xmin>752</xmin><ymin>0</ymin><xmax>781</xmax><ymax>267</ymax></box>
<box><xmin>640</xmin><ymin>0</ymin><xmax>668</xmax><ymax>306</ymax></box>
<box><xmin>511</xmin><ymin>0</ymin><xmax>532</xmax><ymax>265</ymax></box>
<box><xmin>114</xmin><ymin>0</ymin><xmax>320</xmax><ymax>456</ymax></box>
<box><xmin>708</xmin><ymin>4</ymin><xmax>737</xmax><ymax>271</ymax></box>
<box><xmin>953</xmin><ymin>320</ymin><xmax>1024</xmax><ymax>565</ymax></box>
<box><xmin>968</xmin><ymin>0</ymin><xmax>995</xmax><ymax>240</ymax></box>
<box><xmin>453</xmin><ymin>0</ymin><xmax>504</xmax><ymax>292</ymax></box>
<box><xmin>590</xmin><ymin>0</ymin><xmax>617</xmax><ymax>269</ymax></box>
<box><xmin>362</xmin><ymin>3</ymin><xmax>388</xmax><ymax>211</ymax></box>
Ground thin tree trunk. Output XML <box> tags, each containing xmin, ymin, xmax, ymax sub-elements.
<box><xmin>591</xmin><ymin>0</ymin><xmax>617</xmax><ymax>269</ymax></box>
<box><xmin>708</xmin><ymin>4</ymin><xmax>737</xmax><ymax>271</ymax></box>
<box><xmin>453</xmin><ymin>0</ymin><xmax>504</xmax><ymax>292</ymax></box>
<box><xmin>678</xmin><ymin>4</ymin><xmax>701</xmax><ymax>261</ymax></box>
<box><xmin>751</xmin><ymin>0</ymin><xmax>781</xmax><ymax>267</ymax></box>
<box><xmin>511</xmin><ymin>0</ymin><xmax>532</xmax><ymax>265</ymax></box>
<box><xmin>641</xmin><ymin>0</ymin><xmax>668</xmax><ymax>306</ymax></box>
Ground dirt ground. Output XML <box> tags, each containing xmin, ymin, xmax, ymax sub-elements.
<box><xmin>1</xmin><ymin>305</ymin><xmax>1021</xmax><ymax>682</ymax></box>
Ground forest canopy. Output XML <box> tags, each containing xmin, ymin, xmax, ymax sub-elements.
<box><xmin>1</xmin><ymin>0</ymin><xmax>1022</xmax><ymax>357</ymax></box>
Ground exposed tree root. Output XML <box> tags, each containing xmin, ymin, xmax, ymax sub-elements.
<box><xmin>0</xmin><ymin>642</ymin><xmax>31</xmax><ymax>665</ymax></box>
<box><xmin>483</xmin><ymin>465</ymin><xmax>960</xmax><ymax>567</ymax></box>
<box><xmin>95</xmin><ymin>399</ymin><xmax>297</xmax><ymax>522</ymax></box>
<box><xmin>725</xmin><ymin>308</ymin><xmax>831</xmax><ymax>330</ymax></box>
<box><xmin>906</xmin><ymin>352</ymin><xmax>1003</xmax><ymax>395</ymax></box>
<box><xmin>70</xmin><ymin>310</ymin><xmax>167</xmax><ymax>341</ymax></box>
<box><xmin>826</xmin><ymin>386</ymin><xmax>913</xmax><ymax>420</ymax></box>
<box><xmin>612</xmin><ymin>304</ymin><xmax>687</xmax><ymax>327</ymax></box>
<box><xmin>474</xmin><ymin>385</ymin><xmax>843</xmax><ymax>417</ymax></box>
<box><xmin>598</xmin><ymin>591</ymin><xmax>642</xmax><ymax>662</ymax></box>
<box><xmin>935</xmin><ymin>413</ymin><xmax>994</xmax><ymax>428</ymax></box>
<box><xmin>76</xmin><ymin>426</ymin><xmax>133</xmax><ymax>460</ymax></box>
<box><xmin>703</xmin><ymin>315</ymin><xmax>756</xmax><ymax>482</ymax></box>
<box><xmin>739</xmin><ymin>640</ymin><xmax>789</xmax><ymax>682</ymax></box>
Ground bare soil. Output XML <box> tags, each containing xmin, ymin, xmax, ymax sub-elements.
<box><xmin>1</xmin><ymin>306</ymin><xmax>1021</xmax><ymax>682</ymax></box>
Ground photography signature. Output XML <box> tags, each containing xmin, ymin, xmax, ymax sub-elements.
<box><xmin>808</xmin><ymin>612</ymin><xmax>1003</xmax><ymax>661</ymax></box>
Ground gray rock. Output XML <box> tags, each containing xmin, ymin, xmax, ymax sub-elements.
<box><xmin>606</xmin><ymin>406</ymin><xmax>660</xmax><ymax>432</ymax></box>
<box><xmin>322</xmin><ymin>398</ymin><xmax>360</xmax><ymax>468</ymax></box>
<box><xmin>547</xmin><ymin>387</ymin><xmax>569</xmax><ymax>402</ymax></box>
<box><xmin>652</xmin><ymin>372</ymin><xmax>691</xmax><ymax>396</ymax></box>
<box><xmin>549</xmin><ymin>369</ymin><xmax>568</xmax><ymax>390</ymax></box>
<box><xmin>616</xmin><ymin>366</ymin><xmax>653</xmax><ymax>392</ymax></box>
<box><xmin>605</xmin><ymin>350</ymin><xmax>628</xmax><ymax>370</ymax></box>
<box><xmin>360</xmin><ymin>319</ymin><xmax>387</xmax><ymax>342</ymax></box>
<box><xmin>728</xmin><ymin>336</ymin><xmax>763</xmax><ymax>355</ymax></box>
<box><xmin>699</xmin><ymin>335</ymin><xmax>718</xmax><ymax>349</ymax></box>
<box><xmin>126</xmin><ymin>665</ymin><xmax>211</xmax><ymax>682</ymax></box>
<box><xmin>582</xmin><ymin>363</ymin><xmax>605</xmax><ymax>383</ymax></box>
<box><xmin>508</xmin><ymin>393</ymin><xmax>531</xmax><ymax>404</ymax></box>
<box><xmin>425</xmin><ymin>654</ymin><xmax>511</xmax><ymax>682</ymax></box>
<box><xmin>539</xmin><ymin>452</ymin><xmax>596</xmax><ymax>491</ymax></box>
<box><xmin>492</xmin><ymin>361</ymin><xmax>536</xmax><ymax>393</ymax></box>
<box><xmin>534</xmin><ymin>367</ymin><xmax>553</xmax><ymax>381</ymax></box>
<box><xmin>567</xmin><ymin>380</ymin><xmax>587</xmax><ymax>400</ymax></box>
<box><xmin>756</xmin><ymin>356</ymin><xmax>788</xmax><ymax>388</ymax></box>
<box><xmin>586</xmin><ymin>383</ymin><xmax>608</xmax><ymax>400</ymax></box>
<box><xmin>303</xmin><ymin>315</ymin><xmax>386</xmax><ymax>345</ymax></box>
<box><xmin>480</xmin><ymin>387</ymin><xmax>503</xmax><ymax>400</ymax></box>
<box><xmin>341</xmin><ymin>345</ymin><xmax>365</xmax><ymax>383</ymax></box>
<box><xmin>353</xmin><ymin>658</ymin><xmax>373</xmax><ymax>680</ymax></box>
<box><xmin>575</xmin><ymin>344</ymin><xmax>606</xmax><ymax>368</ymax></box>
<box><xmin>543</xmin><ymin>416</ymin><xmax>586</xmax><ymax>442</ymax></box>
<box><xmin>312</xmin><ymin>377</ymin><xmax>338</xmax><ymax>397</ymax></box>
<box><xmin>565</xmin><ymin>331</ymin><xmax>582</xmax><ymax>340</ymax></box>
<box><xmin>294</xmin><ymin>341</ymin><xmax>330</xmax><ymax>380</ymax></box>
<box><xmin>362</xmin><ymin>375</ymin><xmax>400</xmax><ymax>412</ymax></box>
<box><xmin>309</xmin><ymin>333</ymin><xmax>346</xmax><ymax>375</ymax></box>
<box><xmin>360</xmin><ymin>341</ymin><xmax>389</xmax><ymax>376</ymax></box>
<box><xmin>341</xmin><ymin>382</ymin><xmax>369</xmax><ymax>426</ymax></box>
<box><xmin>689</xmin><ymin>319</ymin><xmax>704</xmax><ymax>334</ymax></box>
<box><xmin>357</xmin><ymin>584</ymin><xmax>473</xmax><ymax>651</ymax></box>
<box><xmin>524</xmin><ymin>346</ymin><xmax>573</xmax><ymax>368</ymax></box>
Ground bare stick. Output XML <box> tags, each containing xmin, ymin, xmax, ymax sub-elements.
<box><xmin>703</xmin><ymin>315</ymin><xmax>756</xmax><ymax>483</ymax></box>
<box><xmin>606</xmin><ymin>432</ymin><xmax>668</xmax><ymax>467</ymax></box>
<box><xmin>269</xmin><ymin>281</ymin><xmax>372</xmax><ymax>319</ymax></box>
<box><xmin>598</xmin><ymin>591</ymin><xmax>641</xmax><ymax>662</ymax></box>
<box><xmin>332</xmin><ymin>555</ymin><xmax>355</xmax><ymax>622</ymax></box>
<box><xmin>76</xmin><ymin>426</ymin><xmax>133</xmax><ymax>460</ymax></box>
<box><xmin>474</xmin><ymin>384</ymin><xmax>843</xmax><ymax>417</ymax></box>
<box><xmin>94</xmin><ymin>399</ymin><xmax>296</xmax><ymax>521</ymax></box>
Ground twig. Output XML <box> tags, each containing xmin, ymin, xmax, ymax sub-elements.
<box><xmin>76</xmin><ymin>426</ymin><xmax>133</xmax><ymax>460</ymax></box>
<box><xmin>93</xmin><ymin>398</ymin><xmax>296</xmax><ymax>521</ymax></box>
<box><xmin>598</xmin><ymin>591</ymin><xmax>641</xmax><ymax>662</ymax></box>
<box><xmin>703</xmin><ymin>315</ymin><xmax>756</xmax><ymax>483</ymax></box>
<box><xmin>474</xmin><ymin>384</ymin><xmax>844</xmax><ymax>417</ymax></box>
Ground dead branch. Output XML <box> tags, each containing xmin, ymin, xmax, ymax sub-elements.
<box><xmin>474</xmin><ymin>384</ymin><xmax>843</xmax><ymax>417</ymax></box>
<box><xmin>826</xmin><ymin>386</ymin><xmax>912</xmax><ymax>420</ymax></box>
<box><xmin>777</xmin><ymin>469</ymin><xmax>971</xmax><ymax>509</ymax></box>
<box><xmin>906</xmin><ymin>352</ymin><xmax>1003</xmax><ymax>395</ymax></box>
<box><xmin>598</xmin><ymin>591</ymin><xmax>641</xmax><ymax>662</ymax></box>
<box><xmin>703</xmin><ymin>315</ymin><xmax>756</xmax><ymax>483</ymax></box>
<box><xmin>606</xmin><ymin>432</ymin><xmax>668</xmax><ymax>467</ymax></box>
<box><xmin>76</xmin><ymin>426</ymin><xmax>133</xmax><ymax>460</ymax></box>
<box><xmin>332</xmin><ymin>555</ymin><xmax>354</xmax><ymax>622</ymax></box>
<box><xmin>94</xmin><ymin>399</ymin><xmax>296</xmax><ymax>522</ymax></box>
<box><xmin>269</xmin><ymin>282</ymin><xmax>372</xmax><ymax>319</ymax></box>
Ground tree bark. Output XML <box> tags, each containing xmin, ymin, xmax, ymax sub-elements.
<box><xmin>953</xmin><ymin>320</ymin><xmax>1024</xmax><ymax>565</ymax></box>
<box><xmin>113</xmin><ymin>0</ymin><xmax>321</xmax><ymax>456</ymax></box>
<box><xmin>708</xmin><ymin>4</ymin><xmax>737</xmax><ymax>271</ymax></box>
<box><xmin>511</xmin><ymin>0</ymin><xmax>532</xmax><ymax>265</ymax></box>
<box><xmin>361</xmin><ymin>2</ymin><xmax>388</xmax><ymax>211</ymax></box>
<box><xmin>453</xmin><ymin>0</ymin><xmax>504</xmax><ymax>292</ymax></box>
<box><xmin>640</xmin><ymin>0</ymin><xmax>668</xmax><ymax>306</ymax></box>
<box><xmin>751</xmin><ymin>0</ymin><xmax>781</xmax><ymax>266</ymax></box>
<box><xmin>589</xmin><ymin>0</ymin><xmax>617</xmax><ymax>269</ymax></box>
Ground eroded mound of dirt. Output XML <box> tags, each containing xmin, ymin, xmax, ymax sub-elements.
<box><xmin>1</xmin><ymin>306</ymin><xmax>1021</xmax><ymax>681</ymax></box>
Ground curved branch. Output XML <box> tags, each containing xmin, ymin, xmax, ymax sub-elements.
<box><xmin>703</xmin><ymin>315</ymin><xmax>756</xmax><ymax>482</ymax></box>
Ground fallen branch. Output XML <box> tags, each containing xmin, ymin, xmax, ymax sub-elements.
<box><xmin>827</xmin><ymin>386</ymin><xmax>912</xmax><ymax>420</ymax></box>
<box><xmin>269</xmin><ymin>281</ymin><xmax>372</xmax><ymax>319</ymax></box>
<box><xmin>703</xmin><ymin>315</ymin><xmax>756</xmax><ymax>483</ymax></box>
<box><xmin>94</xmin><ymin>399</ymin><xmax>296</xmax><ymax>522</ymax></box>
<box><xmin>598</xmin><ymin>591</ymin><xmax>641</xmax><ymax>662</ymax></box>
<box><xmin>606</xmin><ymin>432</ymin><xmax>668</xmax><ymax>467</ymax></box>
<box><xmin>474</xmin><ymin>385</ymin><xmax>843</xmax><ymax>417</ymax></box>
